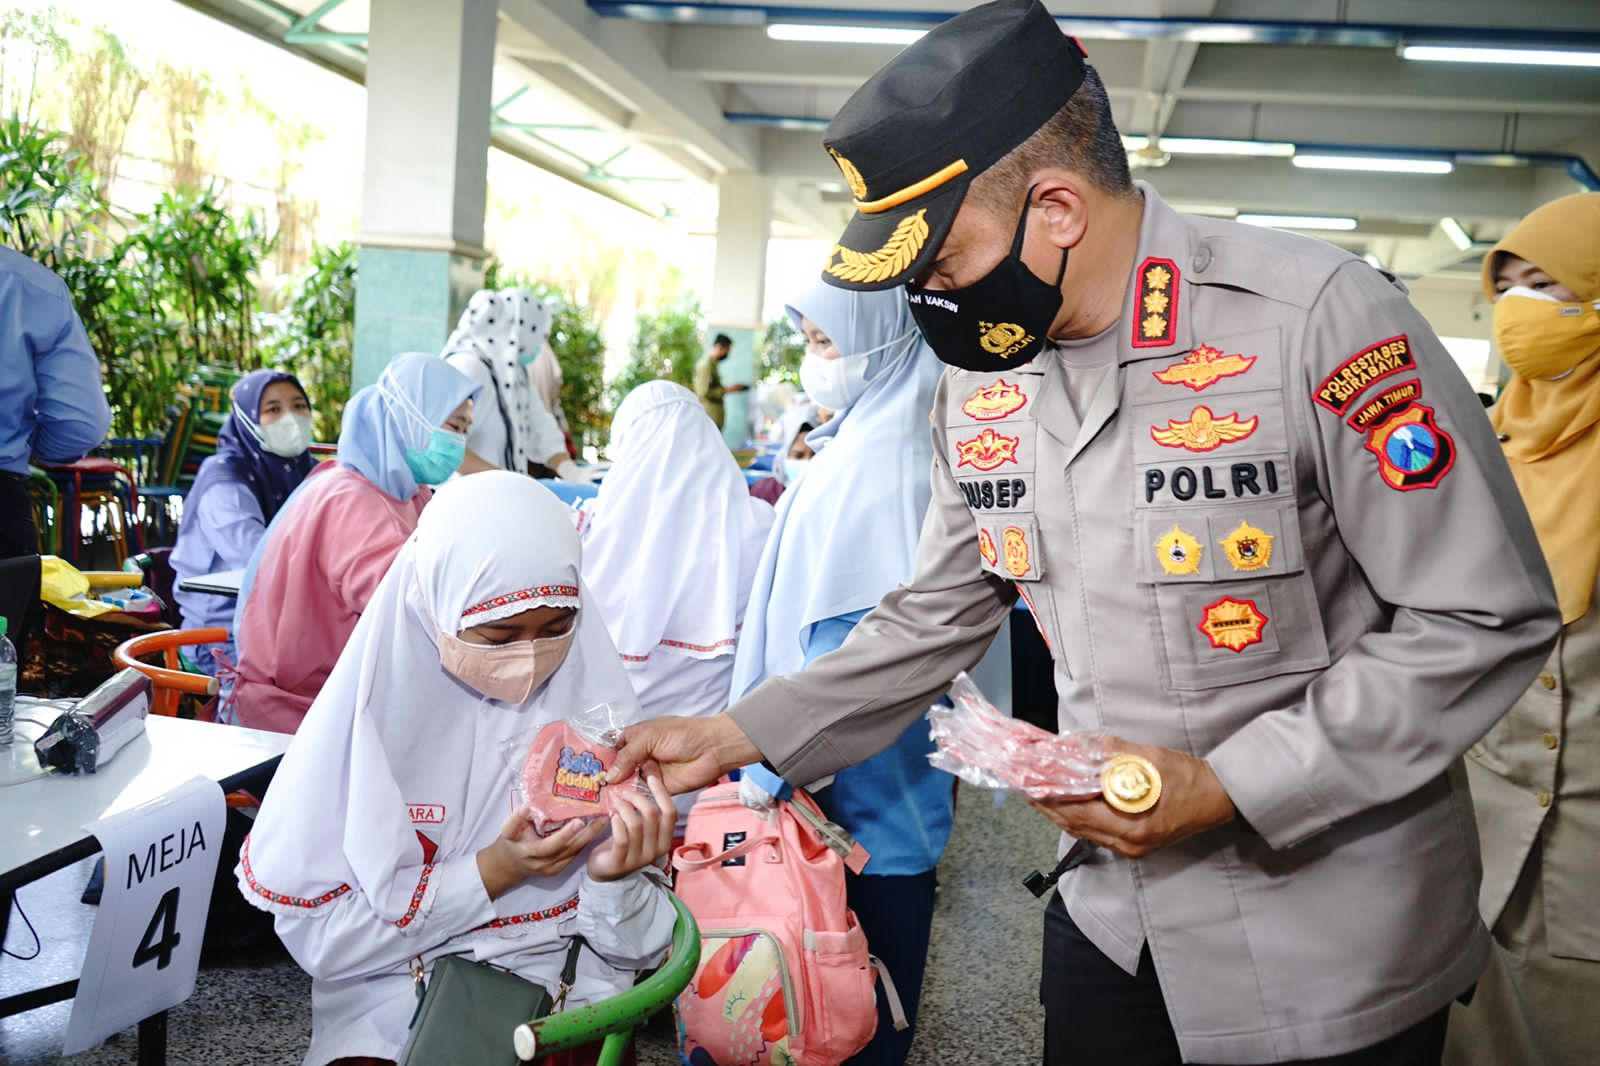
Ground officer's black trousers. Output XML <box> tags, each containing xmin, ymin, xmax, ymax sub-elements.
<box><xmin>1041</xmin><ymin>894</ymin><xmax>1450</xmax><ymax>1066</ymax></box>
<box><xmin>0</xmin><ymin>473</ymin><xmax>38</xmax><ymax>560</ymax></box>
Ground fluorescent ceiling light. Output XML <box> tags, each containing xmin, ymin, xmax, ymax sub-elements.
<box><xmin>1439</xmin><ymin>217</ymin><xmax>1473</xmax><ymax>251</ymax></box>
<box><xmin>1293</xmin><ymin>154</ymin><xmax>1453</xmax><ymax>175</ymax></box>
<box><xmin>1121</xmin><ymin>135</ymin><xmax>1293</xmax><ymax>158</ymax></box>
<box><xmin>1401</xmin><ymin>44</ymin><xmax>1600</xmax><ymax>68</ymax></box>
<box><xmin>1238</xmin><ymin>213</ymin><xmax>1358</xmax><ymax>232</ymax></box>
<box><xmin>767</xmin><ymin>24</ymin><xmax>925</xmax><ymax>45</ymax></box>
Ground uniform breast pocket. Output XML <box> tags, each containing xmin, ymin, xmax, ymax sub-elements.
<box><xmin>1135</xmin><ymin>501</ymin><xmax>1331</xmax><ymax>691</ymax></box>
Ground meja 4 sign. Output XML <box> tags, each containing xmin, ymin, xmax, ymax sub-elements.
<box><xmin>64</xmin><ymin>776</ymin><xmax>226</xmax><ymax>1055</ymax></box>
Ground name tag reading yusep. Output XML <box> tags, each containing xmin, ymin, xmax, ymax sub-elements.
<box><xmin>520</xmin><ymin>719</ymin><xmax>640</xmax><ymax>834</ymax></box>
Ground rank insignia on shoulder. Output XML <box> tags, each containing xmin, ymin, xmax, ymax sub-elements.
<box><xmin>1315</xmin><ymin>335</ymin><xmax>1413</xmax><ymax>416</ymax></box>
<box><xmin>1153</xmin><ymin>345</ymin><xmax>1256</xmax><ymax>392</ymax></box>
<box><xmin>1364</xmin><ymin>402</ymin><xmax>1455</xmax><ymax>491</ymax></box>
<box><xmin>1150</xmin><ymin>405</ymin><xmax>1259</xmax><ymax>452</ymax></box>
<box><xmin>955</xmin><ymin>427</ymin><xmax>1021</xmax><ymax>471</ymax></box>
<box><xmin>1132</xmin><ymin>257</ymin><xmax>1180</xmax><ymax>349</ymax></box>
<box><xmin>1198</xmin><ymin>596</ymin><xmax>1268</xmax><ymax>652</ymax></box>
<box><xmin>1156</xmin><ymin>525</ymin><xmax>1203</xmax><ymax>576</ymax></box>
<box><xmin>961</xmin><ymin>379</ymin><xmax>1027</xmax><ymax>421</ymax></box>
<box><xmin>979</xmin><ymin>528</ymin><xmax>998</xmax><ymax>568</ymax></box>
<box><xmin>1219</xmin><ymin>521</ymin><xmax>1274</xmax><ymax>572</ymax></box>
<box><xmin>1002</xmin><ymin>525</ymin><xmax>1032</xmax><ymax>578</ymax></box>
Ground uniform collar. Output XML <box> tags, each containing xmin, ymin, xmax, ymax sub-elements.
<box><xmin>1117</xmin><ymin>182</ymin><xmax>1196</xmax><ymax>366</ymax></box>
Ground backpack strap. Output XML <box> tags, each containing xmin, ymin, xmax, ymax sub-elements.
<box><xmin>869</xmin><ymin>955</ymin><xmax>911</xmax><ymax>1032</ymax></box>
<box><xmin>672</xmin><ymin>830</ymin><xmax>780</xmax><ymax>872</ymax></box>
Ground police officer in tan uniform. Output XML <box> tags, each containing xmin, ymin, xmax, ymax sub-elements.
<box><xmin>610</xmin><ymin>2</ymin><xmax>1561</xmax><ymax>1062</ymax></box>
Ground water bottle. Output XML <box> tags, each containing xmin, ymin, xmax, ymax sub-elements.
<box><xmin>0</xmin><ymin>617</ymin><xmax>15</xmax><ymax>747</ymax></box>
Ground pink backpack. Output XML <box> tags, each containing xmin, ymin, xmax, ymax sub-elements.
<box><xmin>672</xmin><ymin>782</ymin><xmax>904</xmax><ymax>1066</ymax></box>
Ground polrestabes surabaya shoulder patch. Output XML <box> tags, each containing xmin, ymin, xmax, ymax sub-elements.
<box><xmin>1314</xmin><ymin>336</ymin><xmax>1414</xmax><ymax>416</ymax></box>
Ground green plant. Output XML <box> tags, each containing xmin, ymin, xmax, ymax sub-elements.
<box><xmin>611</xmin><ymin>296</ymin><xmax>705</xmax><ymax>408</ymax></box>
<box><xmin>0</xmin><ymin>113</ymin><xmax>103</xmax><ymax>268</ymax></box>
<box><xmin>265</xmin><ymin>240</ymin><xmax>356</xmax><ymax>441</ymax></box>
<box><xmin>759</xmin><ymin>314</ymin><xmax>805</xmax><ymax>385</ymax></box>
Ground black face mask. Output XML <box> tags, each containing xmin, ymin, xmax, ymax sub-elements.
<box><xmin>905</xmin><ymin>193</ymin><xmax>1069</xmax><ymax>373</ymax></box>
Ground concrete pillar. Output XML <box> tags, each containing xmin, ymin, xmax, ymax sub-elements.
<box><xmin>708</xmin><ymin>172</ymin><xmax>772</xmax><ymax>448</ymax></box>
<box><xmin>352</xmin><ymin>0</ymin><xmax>498</xmax><ymax>389</ymax></box>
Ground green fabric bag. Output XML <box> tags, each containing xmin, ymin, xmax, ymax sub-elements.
<box><xmin>397</xmin><ymin>939</ymin><xmax>583</xmax><ymax>1066</ymax></box>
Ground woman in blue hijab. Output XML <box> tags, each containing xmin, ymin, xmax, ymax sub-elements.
<box><xmin>228</xmin><ymin>353</ymin><xmax>479</xmax><ymax>734</ymax></box>
<box><xmin>171</xmin><ymin>369</ymin><xmax>317</xmax><ymax>673</ymax></box>
<box><xmin>731</xmin><ymin>281</ymin><xmax>1007</xmax><ymax>1066</ymax></box>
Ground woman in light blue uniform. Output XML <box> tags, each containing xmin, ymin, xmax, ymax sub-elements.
<box><xmin>732</xmin><ymin>280</ymin><xmax>1003</xmax><ymax>1065</ymax></box>
<box><xmin>171</xmin><ymin>368</ymin><xmax>316</xmax><ymax>674</ymax></box>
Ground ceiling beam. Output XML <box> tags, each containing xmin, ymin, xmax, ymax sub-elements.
<box><xmin>499</xmin><ymin>0</ymin><xmax>762</xmax><ymax>174</ymax></box>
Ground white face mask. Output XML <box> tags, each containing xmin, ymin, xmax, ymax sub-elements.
<box><xmin>258</xmin><ymin>413</ymin><xmax>313</xmax><ymax>458</ymax></box>
<box><xmin>779</xmin><ymin>456</ymin><xmax>811</xmax><ymax>485</ymax></box>
<box><xmin>800</xmin><ymin>351</ymin><xmax>871</xmax><ymax>410</ymax></box>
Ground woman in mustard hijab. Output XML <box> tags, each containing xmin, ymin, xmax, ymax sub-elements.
<box><xmin>1446</xmin><ymin>192</ymin><xmax>1600</xmax><ymax>1066</ymax></box>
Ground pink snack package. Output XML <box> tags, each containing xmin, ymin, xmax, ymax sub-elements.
<box><xmin>927</xmin><ymin>672</ymin><xmax>1108</xmax><ymax>800</ymax></box>
<box><xmin>520</xmin><ymin>718</ymin><xmax>641</xmax><ymax>834</ymax></box>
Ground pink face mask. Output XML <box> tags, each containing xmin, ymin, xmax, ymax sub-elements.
<box><xmin>436</xmin><ymin>625</ymin><xmax>576</xmax><ymax>704</ymax></box>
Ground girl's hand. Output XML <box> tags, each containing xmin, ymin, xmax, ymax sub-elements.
<box><xmin>587</xmin><ymin>767</ymin><xmax>677</xmax><ymax>883</ymax></box>
<box><xmin>478</xmin><ymin>808</ymin><xmax>606</xmax><ymax>899</ymax></box>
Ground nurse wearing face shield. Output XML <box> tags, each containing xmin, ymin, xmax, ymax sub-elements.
<box><xmin>1446</xmin><ymin>192</ymin><xmax>1600</xmax><ymax>1066</ymax></box>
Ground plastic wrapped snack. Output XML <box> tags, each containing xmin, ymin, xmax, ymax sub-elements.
<box><xmin>516</xmin><ymin>703</ymin><xmax>643</xmax><ymax>834</ymax></box>
<box><xmin>927</xmin><ymin>672</ymin><xmax>1109</xmax><ymax>800</ymax></box>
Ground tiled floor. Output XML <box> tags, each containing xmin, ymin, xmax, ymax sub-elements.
<box><xmin>1</xmin><ymin>790</ymin><xmax>1057</xmax><ymax>1065</ymax></box>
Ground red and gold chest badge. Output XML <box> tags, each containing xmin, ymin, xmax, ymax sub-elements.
<box><xmin>978</xmin><ymin>528</ymin><xmax>998</xmax><ymax>567</ymax></box>
<box><xmin>1363</xmin><ymin>403</ymin><xmax>1455</xmax><ymax>491</ymax></box>
<box><xmin>1156</xmin><ymin>525</ymin><xmax>1203</xmax><ymax>576</ymax></box>
<box><xmin>1132</xmin><ymin>257</ymin><xmax>1180</xmax><ymax>348</ymax></box>
<box><xmin>1198</xmin><ymin>596</ymin><xmax>1268</xmax><ymax>652</ymax></box>
<box><xmin>955</xmin><ymin>427</ymin><xmax>1021</xmax><ymax>471</ymax></box>
<box><xmin>1150</xmin><ymin>405</ymin><xmax>1259</xmax><ymax>452</ymax></box>
<box><xmin>1002</xmin><ymin>526</ymin><xmax>1031</xmax><ymax>578</ymax></box>
<box><xmin>1153</xmin><ymin>345</ymin><xmax>1256</xmax><ymax>392</ymax></box>
<box><xmin>961</xmin><ymin>379</ymin><xmax>1027</xmax><ymax>421</ymax></box>
<box><xmin>1219</xmin><ymin>521</ymin><xmax>1274</xmax><ymax>572</ymax></box>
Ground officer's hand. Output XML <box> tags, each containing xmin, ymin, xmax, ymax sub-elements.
<box><xmin>1028</xmin><ymin>737</ymin><xmax>1236</xmax><ymax>858</ymax></box>
<box><xmin>609</xmin><ymin>714</ymin><xmax>761</xmax><ymax>796</ymax></box>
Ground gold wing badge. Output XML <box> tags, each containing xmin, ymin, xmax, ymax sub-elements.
<box><xmin>1150</xmin><ymin>405</ymin><xmax>1258</xmax><ymax>453</ymax></box>
<box><xmin>825</xmin><ymin>210</ymin><xmax>930</xmax><ymax>286</ymax></box>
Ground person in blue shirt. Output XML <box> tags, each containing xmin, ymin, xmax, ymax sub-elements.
<box><xmin>730</xmin><ymin>281</ymin><xmax>953</xmax><ymax>1066</ymax></box>
<box><xmin>0</xmin><ymin>247</ymin><xmax>112</xmax><ymax>559</ymax></box>
<box><xmin>171</xmin><ymin>368</ymin><xmax>317</xmax><ymax>673</ymax></box>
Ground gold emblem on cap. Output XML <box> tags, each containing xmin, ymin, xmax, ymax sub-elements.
<box><xmin>1220</xmin><ymin>521</ymin><xmax>1274</xmax><ymax>572</ymax></box>
<box><xmin>828</xmin><ymin>146</ymin><xmax>868</xmax><ymax>201</ymax></box>
<box><xmin>826</xmin><ymin>209</ymin><xmax>930</xmax><ymax>286</ymax></box>
<box><xmin>978</xmin><ymin>321</ymin><xmax>1034</xmax><ymax>357</ymax></box>
<box><xmin>1102</xmin><ymin>754</ymin><xmax>1162</xmax><ymax>814</ymax></box>
<box><xmin>1156</xmin><ymin>525</ymin><xmax>1202</xmax><ymax>576</ymax></box>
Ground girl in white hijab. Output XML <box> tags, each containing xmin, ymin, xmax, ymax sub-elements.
<box><xmin>238</xmin><ymin>471</ymin><xmax>677</xmax><ymax>1066</ymax></box>
<box><xmin>579</xmin><ymin>381</ymin><xmax>774</xmax><ymax>724</ymax></box>
<box><xmin>443</xmin><ymin>288</ymin><xmax>585</xmax><ymax>480</ymax></box>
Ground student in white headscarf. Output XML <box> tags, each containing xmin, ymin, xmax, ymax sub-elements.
<box><xmin>580</xmin><ymin>382</ymin><xmax>774</xmax><ymax>730</ymax></box>
<box><xmin>238</xmin><ymin>471</ymin><xmax>677</xmax><ymax>1066</ymax></box>
<box><xmin>443</xmin><ymin>288</ymin><xmax>586</xmax><ymax>480</ymax></box>
<box><xmin>731</xmin><ymin>280</ymin><xmax>997</xmax><ymax>1066</ymax></box>
<box><xmin>529</xmin><ymin>343</ymin><xmax>572</xmax><ymax>442</ymax></box>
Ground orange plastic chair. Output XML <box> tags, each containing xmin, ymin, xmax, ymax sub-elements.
<box><xmin>113</xmin><ymin>627</ymin><xmax>260</xmax><ymax>810</ymax></box>
<box><xmin>113</xmin><ymin>627</ymin><xmax>225</xmax><ymax>718</ymax></box>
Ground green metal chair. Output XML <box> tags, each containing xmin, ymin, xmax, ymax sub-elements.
<box><xmin>25</xmin><ymin>465</ymin><xmax>59</xmax><ymax>556</ymax></box>
<box><xmin>512</xmin><ymin>893</ymin><xmax>700</xmax><ymax>1064</ymax></box>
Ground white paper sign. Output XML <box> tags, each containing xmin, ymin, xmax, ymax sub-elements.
<box><xmin>63</xmin><ymin>775</ymin><xmax>226</xmax><ymax>1054</ymax></box>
